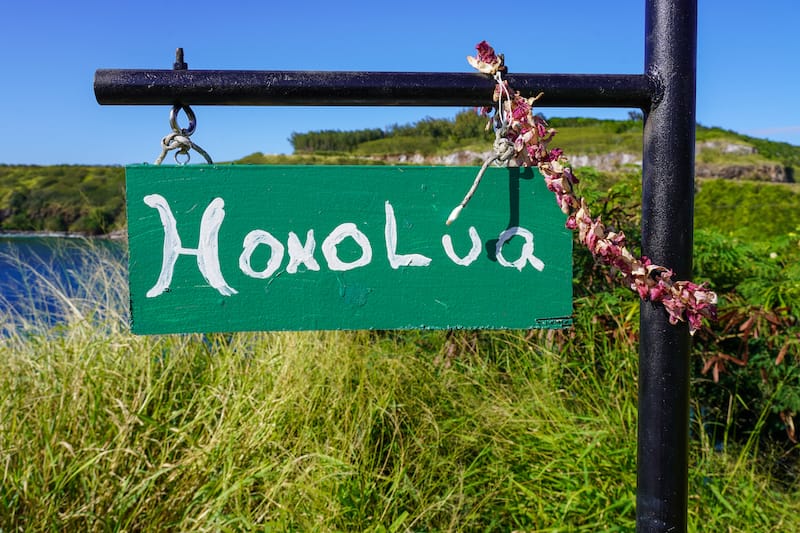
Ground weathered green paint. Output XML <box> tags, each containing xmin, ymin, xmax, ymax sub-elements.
<box><xmin>126</xmin><ymin>165</ymin><xmax>572</xmax><ymax>334</ymax></box>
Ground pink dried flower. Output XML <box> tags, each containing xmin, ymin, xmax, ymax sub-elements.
<box><xmin>468</xmin><ymin>41</ymin><xmax>719</xmax><ymax>334</ymax></box>
<box><xmin>476</xmin><ymin>41</ymin><xmax>497</xmax><ymax>64</ymax></box>
<box><xmin>468</xmin><ymin>41</ymin><xmax>504</xmax><ymax>75</ymax></box>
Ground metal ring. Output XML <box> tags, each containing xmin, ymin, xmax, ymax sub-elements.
<box><xmin>174</xmin><ymin>150</ymin><xmax>191</xmax><ymax>165</ymax></box>
<box><xmin>169</xmin><ymin>104</ymin><xmax>197</xmax><ymax>136</ymax></box>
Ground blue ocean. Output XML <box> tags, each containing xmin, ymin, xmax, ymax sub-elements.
<box><xmin>0</xmin><ymin>235</ymin><xmax>127</xmax><ymax>329</ymax></box>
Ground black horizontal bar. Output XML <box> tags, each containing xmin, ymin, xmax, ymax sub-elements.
<box><xmin>93</xmin><ymin>70</ymin><xmax>654</xmax><ymax>109</ymax></box>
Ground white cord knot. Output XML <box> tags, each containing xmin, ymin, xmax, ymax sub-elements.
<box><xmin>155</xmin><ymin>131</ymin><xmax>213</xmax><ymax>165</ymax></box>
<box><xmin>154</xmin><ymin>105</ymin><xmax>214</xmax><ymax>165</ymax></box>
<box><xmin>493</xmin><ymin>135</ymin><xmax>515</xmax><ymax>165</ymax></box>
<box><xmin>446</xmin><ymin>130</ymin><xmax>518</xmax><ymax>225</ymax></box>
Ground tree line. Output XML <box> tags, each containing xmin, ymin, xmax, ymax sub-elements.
<box><xmin>289</xmin><ymin>110</ymin><xmax>493</xmax><ymax>153</ymax></box>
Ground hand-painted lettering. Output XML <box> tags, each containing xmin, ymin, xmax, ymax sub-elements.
<box><xmin>495</xmin><ymin>226</ymin><xmax>545</xmax><ymax>272</ymax></box>
<box><xmin>321</xmin><ymin>223</ymin><xmax>373</xmax><ymax>271</ymax></box>
<box><xmin>143</xmin><ymin>194</ymin><xmax>237</xmax><ymax>297</ymax></box>
<box><xmin>385</xmin><ymin>201</ymin><xmax>432</xmax><ymax>268</ymax></box>
<box><xmin>239</xmin><ymin>230</ymin><xmax>285</xmax><ymax>279</ymax></box>
<box><xmin>143</xmin><ymin>196</ymin><xmax>547</xmax><ymax>299</ymax></box>
<box><xmin>442</xmin><ymin>226</ymin><xmax>482</xmax><ymax>266</ymax></box>
<box><xmin>286</xmin><ymin>230</ymin><xmax>321</xmax><ymax>274</ymax></box>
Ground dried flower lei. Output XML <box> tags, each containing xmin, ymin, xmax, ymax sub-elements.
<box><xmin>461</xmin><ymin>41</ymin><xmax>717</xmax><ymax>334</ymax></box>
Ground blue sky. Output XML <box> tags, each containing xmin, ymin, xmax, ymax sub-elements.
<box><xmin>0</xmin><ymin>0</ymin><xmax>798</xmax><ymax>165</ymax></box>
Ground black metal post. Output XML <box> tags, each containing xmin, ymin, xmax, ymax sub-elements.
<box><xmin>638</xmin><ymin>0</ymin><xmax>696</xmax><ymax>531</ymax></box>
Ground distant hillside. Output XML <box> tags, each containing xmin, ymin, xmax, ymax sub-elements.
<box><xmin>280</xmin><ymin>111</ymin><xmax>799</xmax><ymax>182</ymax></box>
<box><xmin>0</xmin><ymin>165</ymin><xmax>124</xmax><ymax>235</ymax></box>
<box><xmin>1</xmin><ymin>113</ymin><xmax>798</xmax><ymax>235</ymax></box>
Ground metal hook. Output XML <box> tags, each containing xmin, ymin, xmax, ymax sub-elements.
<box><xmin>152</xmin><ymin>48</ymin><xmax>213</xmax><ymax>165</ymax></box>
<box><xmin>169</xmin><ymin>50</ymin><xmax>195</xmax><ymax>136</ymax></box>
<box><xmin>169</xmin><ymin>104</ymin><xmax>196</xmax><ymax>136</ymax></box>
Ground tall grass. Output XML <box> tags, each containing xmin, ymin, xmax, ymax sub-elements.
<box><xmin>1</xmin><ymin>240</ymin><xmax>798</xmax><ymax>531</ymax></box>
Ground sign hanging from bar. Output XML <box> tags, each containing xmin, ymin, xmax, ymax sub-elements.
<box><xmin>126</xmin><ymin>165</ymin><xmax>572</xmax><ymax>334</ymax></box>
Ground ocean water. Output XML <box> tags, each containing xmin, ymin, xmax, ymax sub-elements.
<box><xmin>0</xmin><ymin>235</ymin><xmax>127</xmax><ymax>329</ymax></box>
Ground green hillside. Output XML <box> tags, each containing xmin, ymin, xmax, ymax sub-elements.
<box><xmin>1</xmin><ymin>112</ymin><xmax>799</xmax><ymax>234</ymax></box>
<box><xmin>0</xmin><ymin>165</ymin><xmax>125</xmax><ymax>235</ymax></box>
<box><xmin>285</xmin><ymin>111</ymin><xmax>800</xmax><ymax>176</ymax></box>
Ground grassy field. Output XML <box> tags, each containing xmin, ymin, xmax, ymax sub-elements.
<box><xmin>3</xmin><ymin>121</ymin><xmax>800</xmax><ymax>529</ymax></box>
<box><xmin>1</xmin><ymin>236</ymin><xmax>799</xmax><ymax>531</ymax></box>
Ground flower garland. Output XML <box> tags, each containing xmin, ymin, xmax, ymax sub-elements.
<box><xmin>465</xmin><ymin>41</ymin><xmax>717</xmax><ymax>334</ymax></box>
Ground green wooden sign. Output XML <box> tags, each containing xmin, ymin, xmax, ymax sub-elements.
<box><xmin>126</xmin><ymin>165</ymin><xmax>572</xmax><ymax>334</ymax></box>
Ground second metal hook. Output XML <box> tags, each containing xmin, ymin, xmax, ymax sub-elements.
<box><xmin>169</xmin><ymin>104</ymin><xmax>196</xmax><ymax>136</ymax></box>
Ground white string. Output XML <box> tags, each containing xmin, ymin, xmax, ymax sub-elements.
<box><xmin>493</xmin><ymin>71</ymin><xmax>510</xmax><ymax>132</ymax></box>
<box><xmin>446</xmin><ymin>130</ymin><xmax>515</xmax><ymax>225</ymax></box>
<box><xmin>446</xmin><ymin>71</ymin><xmax>515</xmax><ymax>225</ymax></box>
<box><xmin>154</xmin><ymin>132</ymin><xmax>213</xmax><ymax>165</ymax></box>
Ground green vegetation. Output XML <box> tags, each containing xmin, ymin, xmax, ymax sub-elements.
<box><xmin>697</xmin><ymin>125</ymin><xmax>800</xmax><ymax>170</ymax></box>
<box><xmin>2</xmin><ymin>114</ymin><xmax>799</xmax><ymax>234</ymax></box>
<box><xmin>695</xmin><ymin>179</ymin><xmax>800</xmax><ymax>241</ymax></box>
<box><xmin>289</xmin><ymin>113</ymin><xmax>800</xmax><ymax>181</ymax></box>
<box><xmin>1</xmin><ymin>232</ymin><xmax>799</xmax><ymax>531</ymax></box>
<box><xmin>589</xmin><ymin>172</ymin><xmax>800</xmax><ymax>452</ymax></box>
<box><xmin>2</xmin><ymin>167</ymin><xmax>800</xmax><ymax>530</ymax></box>
<box><xmin>0</xmin><ymin>165</ymin><xmax>125</xmax><ymax>234</ymax></box>
<box><xmin>543</xmin><ymin>116</ymin><xmax>645</xmax><ymax>154</ymax></box>
<box><xmin>290</xmin><ymin>111</ymin><xmax>494</xmax><ymax>156</ymax></box>
<box><xmin>235</xmin><ymin>152</ymin><xmax>387</xmax><ymax>166</ymax></box>
<box><xmin>289</xmin><ymin>127</ymin><xmax>386</xmax><ymax>153</ymax></box>
<box><xmin>2</xmin><ymin>116</ymin><xmax>800</xmax><ymax>529</ymax></box>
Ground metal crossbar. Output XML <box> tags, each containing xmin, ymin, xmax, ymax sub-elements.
<box><xmin>93</xmin><ymin>1</ymin><xmax>696</xmax><ymax>530</ymax></box>
<box><xmin>94</xmin><ymin>70</ymin><xmax>655</xmax><ymax>110</ymax></box>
